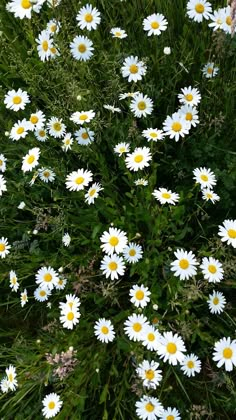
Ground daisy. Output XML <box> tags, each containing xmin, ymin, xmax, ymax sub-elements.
<box><xmin>65</xmin><ymin>169</ymin><xmax>93</xmax><ymax>192</ymax></box>
<box><xmin>180</xmin><ymin>354</ymin><xmax>201</xmax><ymax>377</ymax></box>
<box><xmin>143</xmin><ymin>13</ymin><xmax>168</xmax><ymax>36</ymax></box>
<box><xmin>9</xmin><ymin>270</ymin><xmax>19</xmax><ymax>292</ymax></box>
<box><xmin>75</xmin><ymin>127</ymin><xmax>94</xmax><ymax>145</ymax></box>
<box><xmin>200</xmin><ymin>257</ymin><xmax>224</xmax><ymax>283</ymax></box>
<box><xmin>29</xmin><ymin>110</ymin><xmax>46</xmax><ymax>130</ymax></box>
<box><xmin>47</xmin><ymin>117</ymin><xmax>66</xmax><ymax>138</ymax></box>
<box><xmin>152</xmin><ymin>188</ymin><xmax>180</xmax><ymax>205</ymax></box>
<box><xmin>63</xmin><ymin>293</ymin><xmax>81</xmax><ymax>311</ymax></box>
<box><xmin>110</xmin><ymin>27</ymin><xmax>127</xmax><ymax>39</ymax></box>
<box><xmin>193</xmin><ymin>167</ymin><xmax>216</xmax><ymax>189</ymax></box>
<box><xmin>76</xmin><ymin>3</ymin><xmax>101</xmax><ymax>31</ymax></box>
<box><xmin>124</xmin><ymin>314</ymin><xmax>149</xmax><ymax>342</ymax></box>
<box><xmin>159</xmin><ymin>407</ymin><xmax>181</xmax><ymax>420</ymax></box>
<box><xmin>125</xmin><ymin>147</ymin><xmax>152</xmax><ymax>172</ymax></box>
<box><xmin>7</xmin><ymin>0</ymin><xmax>44</xmax><ymax>19</ymax></box>
<box><xmin>36</xmin><ymin>30</ymin><xmax>53</xmax><ymax>62</ymax></box>
<box><xmin>156</xmin><ymin>331</ymin><xmax>186</xmax><ymax>365</ymax></box>
<box><xmin>136</xmin><ymin>360</ymin><xmax>163</xmax><ymax>389</ymax></box>
<box><xmin>100</xmin><ymin>254</ymin><xmax>125</xmax><ymax>280</ymax></box>
<box><xmin>201</xmin><ymin>188</ymin><xmax>220</xmax><ymax>203</ymax></box>
<box><xmin>129</xmin><ymin>284</ymin><xmax>150</xmax><ymax>308</ymax></box>
<box><xmin>163</xmin><ymin>47</ymin><xmax>171</xmax><ymax>55</ymax></box>
<box><xmin>42</xmin><ymin>393</ymin><xmax>63</xmax><ymax>419</ymax></box>
<box><xmin>94</xmin><ymin>318</ymin><xmax>115</xmax><ymax>343</ymax></box>
<box><xmin>70</xmin><ymin>35</ymin><xmax>94</xmax><ymax>61</ymax></box>
<box><xmin>114</xmin><ymin>142</ymin><xmax>130</xmax><ymax>156</ymax></box>
<box><xmin>22</xmin><ymin>147</ymin><xmax>40</xmax><ymax>172</ymax></box>
<box><xmin>0</xmin><ymin>154</ymin><xmax>7</xmax><ymax>173</ymax></box>
<box><xmin>103</xmin><ymin>104</ymin><xmax>121</xmax><ymax>113</ymax></box>
<box><xmin>34</xmin><ymin>287</ymin><xmax>51</xmax><ymax>302</ymax></box>
<box><xmin>85</xmin><ymin>182</ymin><xmax>103</xmax><ymax>205</ymax></box>
<box><xmin>221</xmin><ymin>6</ymin><xmax>232</xmax><ymax>34</ymax></box>
<box><xmin>202</xmin><ymin>62</ymin><xmax>219</xmax><ymax>78</ymax></box>
<box><xmin>123</xmin><ymin>243</ymin><xmax>143</xmax><ymax>264</ymax></box>
<box><xmin>46</xmin><ymin>19</ymin><xmax>61</xmax><ymax>35</ymax></box>
<box><xmin>35</xmin><ymin>128</ymin><xmax>48</xmax><ymax>142</ymax></box>
<box><xmin>4</xmin><ymin>88</ymin><xmax>30</xmax><ymax>111</ymax></box>
<box><xmin>70</xmin><ymin>110</ymin><xmax>95</xmax><ymax>124</ymax></box>
<box><xmin>212</xmin><ymin>337</ymin><xmax>236</xmax><ymax>371</ymax></box>
<box><xmin>0</xmin><ymin>377</ymin><xmax>10</xmax><ymax>393</ymax></box>
<box><xmin>121</xmin><ymin>56</ymin><xmax>147</xmax><ymax>83</ymax></box>
<box><xmin>170</xmin><ymin>249</ymin><xmax>199</xmax><ymax>280</ymax></box>
<box><xmin>39</xmin><ymin>168</ymin><xmax>56</xmax><ymax>183</ymax></box>
<box><xmin>20</xmin><ymin>288</ymin><xmax>28</xmax><ymax>307</ymax></box>
<box><xmin>179</xmin><ymin>104</ymin><xmax>199</xmax><ymax>127</ymax></box>
<box><xmin>135</xmin><ymin>395</ymin><xmax>164</xmax><ymax>420</ymax></box>
<box><xmin>18</xmin><ymin>201</ymin><xmax>26</xmax><ymax>209</ymax></box>
<box><xmin>55</xmin><ymin>276</ymin><xmax>67</xmax><ymax>290</ymax></box>
<box><xmin>62</xmin><ymin>233</ymin><xmax>71</xmax><ymax>247</ymax></box>
<box><xmin>60</xmin><ymin>306</ymin><xmax>81</xmax><ymax>330</ymax></box>
<box><xmin>62</xmin><ymin>133</ymin><xmax>74</xmax><ymax>151</ymax></box>
<box><xmin>186</xmin><ymin>0</ymin><xmax>212</xmax><ymax>23</ymax></box>
<box><xmin>141</xmin><ymin>325</ymin><xmax>161</xmax><ymax>351</ymax></box>
<box><xmin>142</xmin><ymin>128</ymin><xmax>165</xmax><ymax>142</ymax></box>
<box><xmin>119</xmin><ymin>91</ymin><xmax>140</xmax><ymax>100</ymax></box>
<box><xmin>134</xmin><ymin>178</ymin><xmax>148</xmax><ymax>186</ymax></box>
<box><xmin>10</xmin><ymin>119</ymin><xmax>31</xmax><ymax>141</ymax></box>
<box><xmin>163</xmin><ymin>112</ymin><xmax>190</xmax><ymax>141</ymax></box>
<box><xmin>100</xmin><ymin>226</ymin><xmax>128</xmax><ymax>255</ymax></box>
<box><xmin>130</xmin><ymin>93</ymin><xmax>153</xmax><ymax>118</ymax></box>
<box><xmin>207</xmin><ymin>290</ymin><xmax>226</xmax><ymax>314</ymax></box>
<box><xmin>5</xmin><ymin>365</ymin><xmax>18</xmax><ymax>391</ymax></box>
<box><xmin>178</xmin><ymin>86</ymin><xmax>201</xmax><ymax>106</ymax></box>
<box><xmin>208</xmin><ymin>8</ymin><xmax>225</xmax><ymax>30</ymax></box>
<box><xmin>0</xmin><ymin>237</ymin><xmax>11</xmax><ymax>258</ymax></box>
<box><xmin>35</xmin><ymin>266</ymin><xmax>59</xmax><ymax>291</ymax></box>
<box><xmin>218</xmin><ymin>219</ymin><xmax>236</xmax><ymax>248</ymax></box>
<box><xmin>0</xmin><ymin>175</ymin><xmax>7</xmax><ymax>196</ymax></box>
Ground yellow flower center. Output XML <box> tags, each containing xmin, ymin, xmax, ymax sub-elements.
<box><xmin>206</xmin><ymin>193</ymin><xmax>212</xmax><ymax>199</ymax></box>
<box><xmin>213</xmin><ymin>297</ymin><xmax>219</xmax><ymax>305</ymax></box>
<box><xmin>207</xmin><ymin>67</ymin><xmax>213</xmax><ymax>74</ymax></box>
<box><xmin>78</xmin><ymin>44</ymin><xmax>87</xmax><ymax>53</ymax></box>
<box><xmin>223</xmin><ymin>347</ymin><xmax>233</xmax><ymax>359</ymax></box>
<box><xmin>50</xmin><ymin>47</ymin><xmax>57</xmax><ymax>54</ymax></box>
<box><xmin>44</xmin><ymin>273</ymin><xmax>52</xmax><ymax>282</ymax></box>
<box><xmin>43</xmin><ymin>171</ymin><xmax>50</xmax><ymax>178</ymax></box>
<box><xmin>58</xmin><ymin>279</ymin><xmax>63</xmax><ymax>285</ymax></box>
<box><xmin>162</xmin><ymin>192</ymin><xmax>171</xmax><ymax>199</ymax></box>
<box><xmin>13</xmin><ymin>96</ymin><xmax>22</xmax><ymax>104</ymax></box>
<box><xmin>108</xmin><ymin>261</ymin><xmax>118</xmax><ymax>271</ymax></box>
<box><xmin>115</xmin><ymin>31</ymin><xmax>121</xmax><ymax>37</ymax></box>
<box><xmin>0</xmin><ymin>243</ymin><xmax>6</xmax><ymax>252</ymax></box>
<box><xmin>187</xmin><ymin>360</ymin><xmax>194</xmax><ymax>369</ymax></box>
<box><xmin>185</xmin><ymin>93</ymin><xmax>193</xmax><ymax>101</ymax></box>
<box><xmin>135</xmin><ymin>290</ymin><xmax>144</xmax><ymax>300</ymax></box>
<box><xmin>101</xmin><ymin>326</ymin><xmax>109</xmax><ymax>334</ymax></box>
<box><xmin>50</xmin><ymin>24</ymin><xmax>57</xmax><ymax>32</ymax></box>
<box><xmin>216</xmin><ymin>18</ymin><xmax>223</xmax><ymax>24</ymax></box>
<box><xmin>200</xmin><ymin>174</ymin><xmax>208</xmax><ymax>181</ymax></box>
<box><xmin>150</xmin><ymin>132</ymin><xmax>157</xmax><ymax>138</ymax></box>
<box><xmin>85</xmin><ymin>13</ymin><xmax>93</xmax><ymax>22</ymax></box>
<box><xmin>21</xmin><ymin>0</ymin><xmax>31</xmax><ymax>9</ymax></box>
<box><xmin>119</xmin><ymin>147</ymin><xmax>126</xmax><ymax>153</ymax></box>
<box><xmin>226</xmin><ymin>16</ymin><xmax>232</xmax><ymax>26</ymax></box>
<box><xmin>129</xmin><ymin>64</ymin><xmax>138</xmax><ymax>74</ymax></box>
<box><xmin>145</xmin><ymin>403</ymin><xmax>154</xmax><ymax>413</ymax></box>
<box><xmin>79</xmin><ymin>114</ymin><xmax>88</xmax><ymax>121</ymax></box>
<box><xmin>17</xmin><ymin>127</ymin><xmax>25</xmax><ymax>135</ymax></box>
<box><xmin>75</xmin><ymin>177</ymin><xmax>84</xmax><ymax>185</ymax></box>
<box><xmin>134</xmin><ymin>154</ymin><xmax>143</xmax><ymax>163</ymax></box>
<box><xmin>8</xmin><ymin>373</ymin><xmax>13</xmax><ymax>382</ymax></box>
<box><xmin>147</xmin><ymin>333</ymin><xmax>155</xmax><ymax>341</ymax></box>
<box><xmin>89</xmin><ymin>188</ymin><xmax>96</xmax><ymax>197</ymax></box>
<box><xmin>27</xmin><ymin>155</ymin><xmax>35</xmax><ymax>164</ymax></box>
<box><xmin>228</xmin><ymin>229</ymin><xmax>236</xmax><ymax>239</ymax></box>
<box><xmin>12</xmin><ymin>277</ymin><xmax>17</xmax><ymax>284</ymax></box>
<box><xmin>65</xmin><ymin>139</ymin><xmax>70</xmax><ymax>145</ymax></box>
<box><xmin>151</xmin><ymin>21</ymin><xmax>159</xmax><ymax>29</ymax></box>
<box><xmin>67</xmin><ymin>312</ymin><xmax>74</xmax><ymax>321</ymax></box>
<box><xmin>167</xmin><ymin>342</ymin><xmax>177</xmax><ymax>354</ymax></box>
<box><xmin>208</xmin><ymin>265</ymin><xmax>217</xmax><ymax>274</ymax></box>
<box><xmin>167</xmin><ymin>416</ymin><xmax>175</xmax><ymax>420</ymax></box>
<box><xmin>137</xmin><ymin>101</ymin><xmax>146</xmax><ymax>110</ymax></box>
<box><xmin>195</xmin><ymin>3</ymin><xmax>205</xmax><ymax>13</ymax></box>
<box><xmin>179</xmin><ymin>258</ymin><xmax>189</xmax><ymax>269</ymax></box>
<box><xmin>48</xmin><ymin>401</ymin><xmax>55</xmax><ymax>410</ymax></box>
<box><xmin>40</xmin><ymin>290</ymin><xmax>46</xmax><ymax>297</ymax></box>
<box><xmin>0</xmin><ymin>160</ymin><xmax>2</xmax><ymax>166</ymax></box>
<box><xmin>133</xmin><ymin>322</ymin><xmax>142</xmax><ymax>332</ymax></box>
<box><xmin>82</xmin><ymin>132</ymin><xmax>89</xmax><ymax>139</ymax></box>
<box><xmin>53</xmin><ymin>122</ymin><xmax>61</xmax><ymax>131</ymax></box>
<box><xmin>172</xmin><ymin>122</ymin><xmax>182</xmax><ymax>132</ymax></box>
<box><xmin>42</xmin><ymin>40</ymin><xmax>49</xmax><ymax>52</ymax></box>
<box><xmin>129</xmin><ymin>249</ymin><xmax>136</xmax><ymax>256</ymax></box>
<box><xmin>30</xmin><ymin>115</ymin><xmax>39</xmax><ymax>124</ymax></box>
<box><xmin>109</xmin><ymin>236</ymin><xmax>119</xmax><ymax>246</ymax></box>
<box><xmin>39</xmin><ymin>130</ymin><xmax>45</xmax><ymax>137</ymax></box>
<box><xmin>186</xmin><ymin>112</ymin><xmax>193</xmax><ymax>121</ymax></box>
<box><xmin>145</xmin><ymin>369</ymin><xmax>155</xmax><ymax>380</ymax></box>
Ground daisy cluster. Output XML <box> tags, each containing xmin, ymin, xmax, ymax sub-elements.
<box><xmin>0</xmin><ymin>365</ymin><xmax>18</xmax><ymax>394</ymax></box>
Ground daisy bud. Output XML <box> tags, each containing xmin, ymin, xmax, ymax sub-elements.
<box><xmin>77</xmin><ymin>95</ymin><xmax>82</xmax><ymax>101</ymax></box>
<box><xmin>58</xmin><ymin>266</ymin><xmax>64</xmax><ymax>273</ymax></box>
<box><xmin>153</xmin><ymin>304</ymin><xmax>158</xmax><ymax>310</ymax></box>
<box><xmin>164</xmin><ymin>47</ymin><xmax>171</xmax><ymax>55</ymax></box>
<box><xmin>33</xmin><ymin>229</ymin><xmax>38</xmax><ymax>235</ymax></box>
<box><xmin>5</xmin><ymin>131</ymin><xmax>9</xmax><ymax>136</ymax></box>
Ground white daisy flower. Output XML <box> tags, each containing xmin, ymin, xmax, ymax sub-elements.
<box><xmin>4</xmin><ymin>88</ymin><xmax>30</xmax><ymax>111</ymax></box>
<box><xmin>20</xmin><ymin>288</ymin><xmax>28</xmax><ymax>307</ymax></box>
<box><xmin>36</xmin><ymin>30</ymin><xmax>53</xmax><ymax>62</ymax></box>
<box><xmin>221</xmin><ymin>6</ymin><xmax>232</xmax><ymax>34</ymax></box>
<box><xmin>60</xmin><ymin>306</ymin><xmax>81</xmax><ymax>330</ymax></box>
<box><xmin>0</xmin><ymin>237</ymin><xmax>11</xmax><ymax>258</ymax></box>
<box><xmin>39</xmin><ymin>168</ymin><xmax>56</xmax><ymax>183</ymax></box>
<box><xmin>179</xmin><ymin>104</ymin><xmax>199</xmax><ymax>127</ymax></box>
<box><xmin>76</xmin><ymin>3</ymin><xmax>101</xmax><ymax>31</ymax></box>
<box><xmin>29</xmin><ymin>110</ymin><xmax>46</xmax><ymax>130</ymax></box>
<box><xmin>157</xmin><ymin>331</ymin><xmax>186</xmax><ymax>365</ymax></box>
<box><xmin>55</xmin><ymin>276</ymin><xmax>67</xmax><ymax>290</ymax></box>
<box><xmin>134</xmin><ymin>178</ymin><xmax>148</xmax><ymax>186</ymax></box>
<box><xmin>143</xmin><ymin>13</ymin><xmax>168</xmax><ymax>36</ymax></box>
<box><xmin>202</xmin><ymin>62</ymin><xmax>219</xmax><ymax>78</ymax></box>
<box><xmin>10</xmin><ymin>119</ymin><xmax>32</xmax><ymax>141</ymax></box>
<box><xmin>42</xmin><ymin>393</ymin><xmax>63</xmax><ymax>419</ymax></box>
<box><xmin>141</xmin><ymin>325</ymin><xmax>161</xmax><ymax>351</ymax></box>
<box><xmin>46</xmin><ymin>19</ymin><xmax>61</xmax><ymax>35</ymax></box>
<box><xmin>5</xmin><ymin>365</ymin><xmax>18</xmax><ymax>391</ymax></box>
<box><xmin>100</xmin><ymin>227</ymin><xmax>128</xmax><ymax>255</ymax></box>
<box><xmin>35</xmin><ymin>266</ymin><xmax>59</xmax><ymax>291</ymax></box>
<box><xmin>124</xmin><ymin>313</ymin><xmax>149</xmax><ymax>342</ymax></box>
<box><xmin>123</xmin><ymin>242</ymin><xmax>143</xmax><ymax>264</ymax></box>
<box><xmin>163</xmin><ymin>112</ymin><xmax>190</xmax><ymax>141</ymax></box>
<box><xmin>75</xmin><ymin>127</ymin><xmax>95</xmax><ymax>145</ymax></box>
<box><xmin>0</xmin><ymin>175</ymin><xmax>7</xmax><ymax>196</ymax></box>
<box><xmin>103</xmin><ymin>104</ymin><xmax>121</xmax><ymax>113</ymax></box>
<box><xmin>180</xmin><ymin>354</ymin><xmax>201</xmax><ymax>377</ymax></box>
<box><xmin>62</xmin><ymin>294</ymin><xmax>81</xmax><ymax>312</ymax></box>
<box><xmin>152</xmin><ymin>188</ymin><xmax>180</xmax><ymax>205</ymax></box>
<box><xmin>119</xmin><ymin>91</ymin><xmax>140</xmax><ymax>100</ymax></box>
<box><xmin>21</xmin><ymin>147</ymin><xmax>40</xmax><ymax>172</ymax></box>
<box><xmin>62</xmin><ymin>233</ymin><xmax>71</xmax><ymax>247</ymax></box>
<box><xmin>62</xmin><ymin>133</ymin><xmax>74</xmax><ymax>151</ymax></box>
<box><xmin>218</xmin><ymin>219</ymin><xmax>236</xmax><ymax>248</ymax></box>
<box><xmin>193</xmin><ymin>167</ymin><xmax>216</xmax><ymax>189</ymax></box>
<box><xmin>207</xmin><ymin>290</ymin><xmax>226</xmax><ymax>314</ymax></box>
<box><xmin>100</xmin><ymin>254</ymin><xmax>125</xmax><ymax>280</ymax></box>
<box><xmin>200</xmin><ymin>257</ymin><xmax>224</xmax><ymax>283</ymax></box>
<box><xmin>94</xmin><ymin>318</ymin><xmax>115</xmax><ymax>343</ymax></box>
<box><xmin>110</xmin><ymin>27</ymin><xmax>127</xmax><ymax>38</ymax></box>
<box><xmin>34</xmin><ymin>287</ymin><xmax>51</xmax><ymax>302</ymax></box>
<box><xmin>212</xmin><ymin>337</ymin><xmax>236</xmax><ymax>371</ymax></box>
<box><xmin>47</xmin><ymin>117</ymin><xmax>66</xmax><ymax>138</ymax></box>
<box><xmin>121</xmin><ymin>56</ymin><xmax>147</xmax><ymax>83</ymax></box>
<box><xmin>130</xmin><ymin>93</ymin><xmax>153</xmax><ymax>118</ymax></box>
<box><xmin>85</xmin><ymin>182</ymin><xmax>103</xmax><ymax>205</ymax></box>
<box><xmin>35</xmin><ymin>128</ymin><xmax>48</xmax><ymax>142</ymax></box>
<box><xmin>129</xmin><ymin>284</ymin><xmax>150</xmax><ymax>308</ymax></box>
<box><xmin>135</xmin><ymin>395</ymin><xmax>164</xmax><ymax>420</ymax></box>
<box><xmin>9</xmin><ymin>270</ymin><xmax>19</xmax><ymax>292</ymax></box>
<box><xmin>70</xmin><ymin>35</ymin><xmax>94</xmax><ymax>61</ymax></box>
<box><xmin>136</xmin><ymin>360</ymin><xmax>163</xmax><ymax>389</ymax></box>
<box><xmin>114</xmin><ymin>142</ymin><xmax>130</xmax><ymax>156</ymax></box>
<box><xmin>159</xmin><ymin>407</ymin><xmax>181</xmax><ymax>420</ymax></box>
<box><xmin>142</xmin><ymin>128</ymin><xmax>165</xmax><ymax>142</ymax></box>
<box><xmin>0</xmin><ymin>377</ymin><xmax>10</xmax><ymax>393</ymax></box>
<box><xmin>178</xmin><ymin>86</ymin><xmax>201</xmax><ymax>106</ymax></box>
<box><xmin>70</xmin><ymin>110</ymin><xmax>95</xmax><ymax>124</ymax></box>
<box><xmin>65</xmin><ymin>169</ymin><xmax>93</xmax><ymax>192</ymax></box>
<box><xmin>0</xmin><ymin>154</ymin><xmax>7</xmax><ymax>173</ymax></box>
<box><xmin>187</xmin><ymin>0</ymin><xmax>212</xmax><ymax>22</ymax></box>
<box><xmin>125</xmin><ymin>147</ymin><xmax>152</xmax><ymax>172</ymax></box>
<box><xmin>170</xmin><ymin>249</ymin><xmax>199</xmax><ymax>280</ymax></box>
<box><xmin>201</xmin><ymin>188</ymin><xmax>220</xmax><ymax>203</ymax></box>
<box><xmin>7</xmin><ymin>0</ymin><xmax>44</xmax><ymax>19</ymax></box>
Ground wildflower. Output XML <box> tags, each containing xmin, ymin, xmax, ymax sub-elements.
<box><xmin>42</xmin><ymin>393</ymin><xmax>63</xmax><ymax>419</ymax></box>
<box><xmin>5</xmin><ymin>365</ymin><xmax>18</xmax><ymax>391</ymax></box>
<box><xmin>141</xmin><ymin>326</ymin><xmax>161</xmax><ymax>351</ymax></box>
<box><xmin>180</xmin><ymin>354</ymin><xmax>201</xmax><ymax>377</ymax></box>
<box><xmin>35</xmin><ymin>128</ymin><xmax>48</xmax><ymax>142</ymax></box>
<box><xmin>100</xmin><ymin>226</ymin><xmax>128</xmax><ymax>255</ymax></box>
<box><xmin>193</xmin><ymin>167</ymin><xmax>216</xmax><ymax>189</ymax></box>
<box><xmin>70</xmin><ymin>110</ymin><xmax>95</xmax><ymax>124</ymax></box>
<box><xmin>218</xmin><ymin>219</ymin><xmax>236</xmax><ymax>248</ymax></box>
<box><xmin>4</xmin><ymin>88</ymin><xmax>30</xmax><ymax>111</ymax></box>
<box><xmin>47</xmin><ymin>117</ymin><xmax>66</xmax><ymax>138</ymax></box>
<box><xmin>20</xmin><ymin>288</ymin><xmax>28</xmax><ymax>307</ymax></box>
<box><xmin>156</xmin><ymin>331</ymin><xmax>186</xmax><ymax>365</ymax></box>
<box><xmin>179</xmin><ymin>104</ymin><xmax>199</xmax><ymax>127</ymax></box>
<box><xmin>123</xmin><ymin>242</ymin><xmax>143</xmax><ymax>264</ymax></box>
<box><xmin>121</xmin><ymin>56</ymin><xmax>147</xmax><ymax>83</ymax></box>
<box><xmin>163</xmin><ymin>112</ymin><xmax>190</xmax><ymax>141</ymax></box>
<box><xmin>85</xmin><ymin>182</ymin><xmax>103</xmax><ymax>204</ymax></box>
<box><xmin>186</xmin><ymin>0</ymin><xmax>212</xmax><ymax>23</ymax></box>
<box><xmin>62</xmin><ymin>233</ymin><xmax>71</xmax><ymax>247</ymax></box>
<box><xmin>0</xmin><ymin>237</ymin><xmax>11</xmax><ymax>258</ymax></box>
<box><xmin>9</xmin><ymin>270</ymin><xmax>19</xmax><ymax>292</ymax></box>
<box><xmin>163</xmin><ymin>47</ymin><xmax>171</xmax><ymax>55</ymax></box>
<box><xmin>29</xmin><ymin>110</ymin><xmax>46</xmax><ymax>130</ymax></box>
<box><xmin>207</xmin><ymin>290</ymin><xmax>226</xmax><ymax>314</ymax></box>
<box><xmin>0</xmin><ymin>175</ymin><xmax>7</xmax><ymax>196</ymax></box>
<box><xmin>36</xmin><ymin>30</ymin><xmax>53</xmax><ymax>62</ymax></box>
<box><xmin>0</xmin><ymin>154</ymin><xmax>7</xmax><ymax>173</ymax></box>
<box><xmin>201</xmin><ymin>188</ymin><xmax>220</xmax><ymax>203</ymax></box>
<box><xmin>125</xmin><ymin>147</ymin><xmax>152</xmax><ymax>171</ymax></box>
<box><xmin>46</xmin><ymin>19</ymin><xmax>61</xmax><ymax>35</ymax></box>
<box><xmin>142</xmin><ymin>128</ymin><xmax>165</xmax><ymax>142</ymax></box>
<box><xmin>70</xmin><ymin>35</ymin><xmax>94</xmax><ymax>61</ymax></box>
<box><xmin>0</xmin><ymin>377</ymin><xmax>10</xmax><ymax>393</ymax></box>
<box><xmin>178</xmin><ymin>86</ymin><xmax>201</xmax><ymax>106</ymax></box>
<box><xmin>35</xmin><ymin>266</ymin><xmax>59</xmax><ymax>291</ymax></box>
<box><xmin>152</xmin><ymin>188</ymin><xmax>180</xmax><ymax>205</ymax></box>
<box><xmin>114</xmin><ymin>142</ymin><xmax>130</xmax><ymax>156</ymax></box>
<box><xmin>59</xmin><ymin>304</ymin><xmax>81</xmax><ymax>330</ymax></box>
<box><xmin>76</xmin><ymin>3</ymin><xmax>101</xmax><ymax>31</ymax></box>
<box><xmin>10</xmin><ymin>119</ymin><xmax>32</xmax><ymax>141</ymax></box>
<box><xmin>62</xmin><ymin>133</ymin><xmax>74</xmax><ymax>151</ymax></box>
<box><xmin>75</xmin><ymin>127</ymin><xmax>94</xmax><ymax>145</ymax></box>
<box><xmin>208</xmin><ymin>8</ymin><xmax>225</xmax><ymax>31</ymax></box>
<box><xmin>34</xmin><ymin>287</ymin><xmax>51</xmax><ymax>302</ymax></box>
<box><xmin>119</xmin><ymin>91</ymin><xmax>140</xmax><ymax>100</ymax></box>
<box><xmin>143</xmin><ymin>13</ymin><xmax>168</xmax><ymax>36</ymax></box>
<box><xmin>55</xmin><ymin>276</ymin><xmax>67</xmax><ymax>290</ymax></box>
<box><xmin>159</xmin><ymin>407</ymin><xmax>181</xmax><ymax>420</ymax></box>
<box><xmin>124</xmin><ymin>314</ymin><xmax>149</xmax><ymax>342</ymax></box>
<box><xmin>7</xmin><ymin>0</ymin><xmax>44</xmax><ymax>19</ymax></box>
<box><xmin>170</xmin><ymin>249</ymin><xmax>199</xmax><ymax>280</ymax></box>
<box><xmin>212</xmin><ymin>337</ymin><xmax>236</xmax><ymax>371</ymax></box>
<box><xmin>18</xmin><ymin>201</ymin><xmax>26</xmax><ymax>209</ymax></box>
<box><xmin>135</xmin><ymin>396</ymin><xmax>164</xmax><ymax>420</ymax></box>
<box><xmin>129</xmin><ymin>284</ymin><xmax>150</xmax><ymax>308</ymax></box>
<box><xmin>65</xmin><ymin>169</ymin><xmax>93</xmax><ymax>191</ymax></box>
<box><xmin>136</xmin><ymin>360</ymin><xmax>162</xmax><ymax>389</ymax></box>
<box><xmin>130</xmin><ymin>93</ymin><xmax>153</xmax><ymax>118</ymax></box>
<box><xmin>21</xmin><ymin>147</ymin><xmax>40</xmax><ymax>172</ymax></box>
<box><xmin>100</xmin><ymin>254</ymin><xmax>125</xmax><ymax>280</ymax></box>
<box><xmin>202</xmin><ymin>62</ymin><xmax>219</xmax><ymax>78</ymax></box>
<box><xmin>110</xmin><ymin>27</ymin><xmax>127</xmax><ymax>38</ymax></box>
<box><xmin>134</xmin><ymin>178</ymin><xmax>148</xmax><ymax>186</ymax></box>
<box><xmin>200</xmin><ymin>257</ymin><xmax>224</xmax><ymax>283</ymax></box>
<box><xmin>39</xmin><ymin>168</ymin><xmax>56</xmax><ymax>183</ymax></box>
<box><xmin>221</xmin><ymin>6</ymin><xmax>232</xmax><ymax>34</ymax></box>
<box><xmin>103</xmin><ymin>104</ymin><xmax>121</xmax><ymax>113</ymax></box>
<box><xmin>94</xmin><ymin>318</ymin><xmax>115</xmax><ymax>343</ymax></box>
